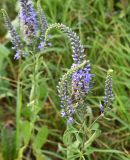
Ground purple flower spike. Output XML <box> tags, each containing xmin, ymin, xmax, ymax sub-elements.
<box><xmin>37</xmin><ymin>1</ymin><xmax>51</xmax><ymax>50</ymax></box>
<box><xmin>19</xmin><ymin>0</ymin><xmax>38</xmax><ymax>42</ymax></box>
<box><xmin>2</xmin><ymin>10</ymin><xmax>23</xmax><ymax>60</ymax></box>
<box><xmin>71</xmin><ymin>62</ymin><xmax>94</xmax><ymax>103</ymax></box>
<box><xmin>103</xmin><ymin>69</ymin><xmax>114</xmax><ymax>107</ymax></box>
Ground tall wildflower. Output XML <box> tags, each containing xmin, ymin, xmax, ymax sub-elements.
<box><xmin>2</xmin><ymin>10</ymin><xmax>23</xmax><ymax>59</ymax></box>
<box><xmin>19</xmin><ymin>0</ymin><xmax>38</xmax><ymax>43</ymax></box>
<box><xmin>45</xmin><ymin>23</ymin><xmax>94</xmax><ymax>123</ymax></box>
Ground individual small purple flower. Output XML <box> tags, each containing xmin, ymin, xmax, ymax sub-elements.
<box><xmin>61</xmin><ymin>111</ymin><xmax>66</xmax><ymax>117</ymax></box>
<box><xmin>14</xmin><ymin>51</ymin><xmax>20</xmax><ymax>60</ymax></box>
<box><xmin>14</xmin><ymin>51</ymin><xmax>27</xmax><ymax>60</ymax></box>
<box><xmin>67</xmin><ymin>117</ymin><xmax>74</xmax><ymax>123</ymax></box>
<box><xmin>69</xmin><ymin>109</ymin><xmax>75</xmax><ymax>115</ymax></box>
<box><xmin>22</xmin><ymin>52</ymin><xmax>27</xmax><ymax>58</ymax></box>
<box><xmin>38</xmin><ymin>42</ymin><xmax>45</xmax><ymax>50</ymax></box>
<box><xmin>99</xmin><ymin>102</ymin><xmax>104</xmax><ymax>113</ymax></box>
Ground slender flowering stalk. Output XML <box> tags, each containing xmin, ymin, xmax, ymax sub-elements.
<box><xmin>103</xmin><ymin>69</ymin><xmax>114</xmax><ymax>107</ymax></box>
<box><xmin>58</xmin><ymin>24</ymin><xmax>85</xmax><ymax>64</ymax></box>
<box><xmin>1</xmin><ymin>9</ymin><xmax>23</xmax><ymax>59</ymax></box>
<box><xmin>37</xmin><ymin>0</ymin><xmax>48</xmax><ymax>50</ymax></box>
<box><xmin>19</xmin><ymin>0</ymin><xmax>38</xmax><ymax>42</ymax></box>
<box><xmin>45</xmin><ymin>23</ymin><xmax>85</xmax><ymax>63</ymax></box>
<box><xmin>99</xmin><ymin>69</ymin><xmax>114</xmax><ymax>113</ymax></box>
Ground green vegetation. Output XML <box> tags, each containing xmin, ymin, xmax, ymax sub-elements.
<box><xmin>0</xmin><ymin>0</ymin><xmax>130</xmax><ymax>159</ymax></box>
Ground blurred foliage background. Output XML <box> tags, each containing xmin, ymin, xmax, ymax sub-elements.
<box><xmin>0</xmin><ymin>0</ymin><xmax>130</xmax><ymax>159</ymax></box>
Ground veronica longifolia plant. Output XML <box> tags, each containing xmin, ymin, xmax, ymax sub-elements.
<box><xmin>1</xmin><ymin>0</ymin><xmax>51</xmax><ymax>158</ymax></box>
<box><xmin>45</xmin><ymin>23</ymin><xmax>114</xmax><ymax>123</ymax></box>
<box><xmin>44</xmin><ymin>23</ymin><xmax>114</xmax><ymax>159</ymax></box>
<box><xmin>2</xmin><ymin>0</ymin><xmax>114</xmax><ymax>159</ymax></box>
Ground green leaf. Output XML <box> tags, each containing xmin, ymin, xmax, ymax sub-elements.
<box><xmin>33</xmin><ymin>126</ymin><xmax>49</xmax><ymax>150</ymax></box>
<box><xmin>85</xmin><ymin>147</ymin><xmax>126</xmax><ymax>155</ymax></box>
<box><xmin>63</xmin><ymin>126</ymin><xmax>78</xmax><ymax>145</ymax></box>
<box><xmin>35</xmin><ymin>150</ymin><xmax>46</xmax><ymax>160</ymax></box>
<box><xmin>91</xmin><ymin>123</ymin><xmax>100</xmax><ymax>131</ymax></box>
<box><xmin>16</xmin><ymin>146</ymin><xmax>26</xmax><ymax>160</ymax></box>
<box><xmin>1</xmin><ymin>125</ymin><xmax>16</xmax><ymax>160</ymax></box>
<box><xmin>0</xmin><ymin>44</ymin><xmax>11</xmax><ymax>95</ymax></box>
<box><xmin>0</xmin><ymin>44</ymin><xmax>10</xmax><ymax>69</ymax></box>
<box><xmin>20</xmin><ymin>121</ymin><xmax>32</xmax><ymax>145</ymax></box>
<box><xmin>84</xmin><ymin>130</ymin><xmax>101</xmax><ymax>149</ymax></box>
<box><xmin>37</xmin><ymin>80</ymin><xmax>48</xmax><ymax>100</ymax></box>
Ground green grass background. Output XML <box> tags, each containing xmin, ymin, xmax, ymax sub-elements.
<box><xmin>0</xmin><ymin>0</ymin><xmax>130</xmax><ymax>159</ymax></box>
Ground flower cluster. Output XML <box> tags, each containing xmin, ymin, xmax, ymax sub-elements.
<box><xmin>2</xmin><ymin>10</ymin><xmax>23</xmax><ymax>59</ymax></box>
<box><xmin>2</xmin><ymin>0</ymin><xmax>49</xmax><ymax>59</ymax></box>
<box><xmin>59</xmin><ymin>24</ymin><xmax>85</xmax><ymax>64</ymax></box>
<box><xmin>19</xmin><ymin>0</ymin><xmax>38</xmax><ymax>42</ymax></box>
<box><xmin>99</xmin><ymin>69</ymin><xmax>114</xmax><ymax>113</ymax></box>
<box><xmin>57</xmin><ymin>61</ymin><xmax>88</xmax><ymax>123</ymax></box>
<box><xmin>71</xmin><ymin>62</ymin><xmax>93</xmax><ymax>105</ymax></box>
<box><xmin>58</xmin><ymin>77</ymin><xmax>74</xmax><ymax>123</ymax></box>
<box><xmin>37</xmin><ymin>1</ymin><xmax>48</xmax><ymax>50</ymax></box>
<box><xmin>103</xmin><ymin>69</ymin><xmax>114</xmax><ymax>106</ymax></box>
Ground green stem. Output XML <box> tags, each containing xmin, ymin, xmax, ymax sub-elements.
<box><xmin>29</xmin><ymin>54</ymin><xmax>40</xmax><ymax>112</ymax></box>
<box><xmin>28</xmin><ymin>53</ymin><xmax>41</xmax><ymax>142</ymax></box>
<box><xmin>16</xmin><ymin>59</ymin><xmax>22</xmax><ymax>154</ymax></box>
